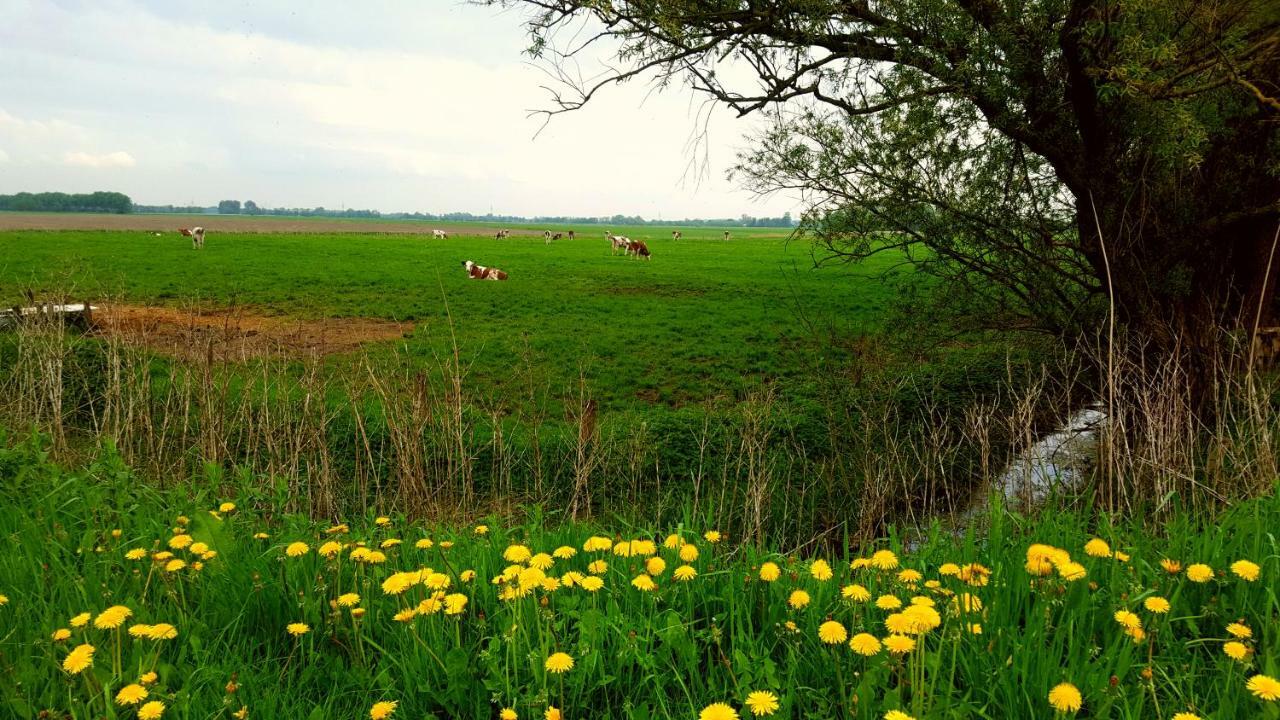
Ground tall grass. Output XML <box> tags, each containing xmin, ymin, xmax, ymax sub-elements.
<box><xmin>0</xmin><ymin>438</ymin><xmax>1276</xmax><ymax>719</ymax></box>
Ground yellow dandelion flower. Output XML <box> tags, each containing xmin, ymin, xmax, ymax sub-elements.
<box><xmin>474</xmin><ymin>524</ymin><xmax>489</xmax><ymax>535</ymax></box>
<box><xmin>94</xmin><ymin>605</ymin><xmax>132</xmax><ymax>629</ymax></box>
<box><xmin>783</xmin><ymin>620</ymin><xmax>798</xmax><ymax>634</ymax></box>
<box><xmin>870</xmin><ymin>550</ymin><xmax>898</xmax><ymax>570</ymax></box>
<box><xmin>631</xmin><ymin>574</ymin><xmax>657</xmax><ymax>592</ymax></box>
<box><xmin>679</xmin><ymin>544</ymin><xmax>699</xmax><ymax>562</ymax></box>
<box><xmin>553</xmin><ymin>546</ymin><xmax>577</xmax><ymax>559</ymax></box>
<box><xmin>70</xmin><ymin>612</ymin><xmax>91</xmax><ymax>628</ymax></box>
<box><xmin>218</xmin><ymin>502</ymin><xmax>236</xmax><ymax>513</ymax></box>
<box><xmin>1113</xmin><ymin>551</ymin><xmax>1130</xmax><ymax>562</ymax></box>
<box><xmin>319</xmin><ymin>541</ymin><xmax>343</xmax><ymax>558</ymax></box>
<box><xmin>1231</xmin><ymin>560</ymin><xmax>1260</xmax><ymax>582</ymax></box>
<box><xmin>147</xmin><ymin>623</ymin><xmax>177</xmax><ymax>641</ymax></box>
<box><xmin>704</xmin><ymin>530</ymin><xmax>722</xmax><ymax>544</ymax></box>
<box><xmin>529</xmin><ymin>553</ymin><xmax>555</xmax><ymax>571</ymax></box>
<box><xmin>52</xmin><ymin>628</ymin><xmax>71</xmax><ymax>642</ymax></box>
<box><xmin>1246</xmin><ymin>674</ymin><xmax>1280</xmax><ymax>701</ymax></box>
<box><xmin>126</xmin><ymin>548</ymin><xmax>147</xmax><ymax>560</ymax></box>
<box><xmin>583</xmin><ymin>536</ymin><xmax>613</xmax><ymax>552</ymax></box>
<box><xmin>164</xmin><ymin>559</ymin><xmax>186</xmax><ymax>572</ymax></box>
<box><xmin>1227</xmin><ymin>622</ymin><xmax>1252</xmax><ymax>639</ymax></box>
<box><xmin>1224</xmin><ymin>641</ymin><xmax>1252</xmax><ymax>661</ymax></box>
<box><xmin>116</xmin><ymin>684</ymin><xmax>149</xmax><ymax>706</ymax></box>
<box><xmin>129</xmin><ymin>624</ymin><xmax>153</xmax><ymax>638</ymax></box>
<box><xmin>393</xmin><ymin>608</ymin><xmax>416</xmax><ymax>623</ymax></box>
<box><xmin>810</xmin><ymin>559</ymin><xmax>833</xmax><ymax>581</ymax></box>
<box><xmin>1171</xmin><ymin>714</ymin><xmax>1202</xmax><ymax>720</ymax></box>
<box><xmin>1143</xmin><ymin>596</ymin><xmax>1170</xmax><ymax>613</ymax></box>
<box><xmin>1058</xmin><ymin>562</ymin><xmax>1087</xmax><ymax>581</ymax></box>
<box><xmin>444</xmin><ymin>593</ymin><xmax>468</xmax><ymax>615</ymax></box>
<box><xmin>504</xmin><ymin>544</ymin><xmax>533</xmax><ymax>563</ymax></box>
<box><xmin>967</xmin><ymin>623</ymin><xmax>983</xmax><ymax>634</ymax></box>
<box><xmin>849</xmin><ymin>633</ymin><xmax>881</xmax><ymax>656</ymax></box>
<box><xmin>545</xmin><ymin>652</ymin><xmax>574</xmax><ymax>673</ymax></box>
<box><xmin>951</xmin><ymin>593</ymin><xmax>982</xmax><ymax>613</ymax></box>
<box><xmin>580</xmin><ymin>576</ymin><xmax>604</xmax><ymax>592</ymax></box>
<box><xmin>646</xmin><ymin>557</ymin><xmax>667</xmax><ymax>576</ymax></box>
<box><xmin>1186</xmin><ymin>564</ymin><xmax>1214</xmax><ymax>583</ymax></box>
<box><xmin>188</xmin><ymin>541</ymin><xmax>209</xmax><ymax>555</ymax></box>
<box><xmin>415</xmin><ymin>538</ymin><xmax>434</xmax><ymax>550</ymax></box>
<box><xmin>588</xmin><ymin>559</ymin><xmax>608</xmax><ymax>574</ymax></box>
<box><xmin>744</xmin><ymin>690</ymin><xmax>779</xmax><ymax>717</ymax></box>
<box><xmin>500</xmin><ymin>710</ymin><xmax>518</xmax><ymax>720</ymax></box>
<box><xmin>883</xmin><ymin>634</ymin><xmax>915</xmax><ymax>655</ymax></box>
<box><xmin>1113</xmin><ymin>610</ymin><xmax>1142</xmax><ymax>630</ymax></box>
<box><xmin>1161</xmin><ymin>558</ymin><xmax>1182</xmax><ymax>574</ymax></box>
<box><xmin>139</xmin><ymin>671</ymin><xmax>158</xmax><ymax>684</ymax></box>
<box><xmin>818</xmin><ymin>620</ymin><xmax>847</xmax><ymax>644</ymax></box>
<box><xmin>62</xmin><ymin>643</ymin><xmax>94</xmax><ymax>674</ymax></box>
<box><xmin>958</xmin><ymin>563</ymin><xmax>991</xmax><ymax>586</ymax></box>
<box><xmin>699</xmin><ymin>702</ymin><xmax>738</xmax><ymax>720</ymax></box>
<box><xmin>375</xmin><ymin>516</ymin><xmax>391</xmax><ymax>526</ymax></box>
<box><xmin>460</xmin><ymin>569</ymin><xmax>476</xmax><ymax>582</ymax></box>
<box><xmin>938</xmin><ymin>562</ymin><xmax>961</xmax><ymax>576</ymax></box>
<box><xmin>138</xmin><ymin>700</ymin><xmax>165</xmax><ymax>720</ymax></box>
<box><xmin>337</xmin><ymin>593</ymin><xmax>360</xmax><ymax>607</ymax></box>
<box><xmin>758</xmin><ymin>562</ymin><xmax>781</xmax><ymax>582</ymax></box>
<box><xmin>369</xmin><ymin>700</ymin><xmax>397</xmax><ymax>719</ymax></box>
<box><xmin>885</xmin><ymin>613</ymin><xmax>914</xmax><ymax>635</ymax></box>
<box><xmin>1084</xmin><ymin>538</ymin><xmax>1111</xmax><ymax>558</ymax></box>
<box><xmin>286</xmin><ymin>622</ymin><xmax>310</xmax><ymax>637</ymax></box>
<box><xmin>253</xmin><ymin>532</ymin><xmax>270</xmax><ymax>540</ymax></box>
<box><xmin>545</xmin><ymin>707</ymin><xmax>562</xmax><ymax>720</ymax></box>
<box><xmin>285</xmin><ymin>542</ymin><xmax>310</xmax><ymax>558</ymax></box>
<box><xmin>850</xmin><ymin>557</ymin><xmax>872</xmax><ymax>571</ymax></box>
<box><xmin>875</xmin><ymin>595</ymin><xmax>902</xmax><ymax>610</ymax></box>
<box><xmin>842</xmin><ymin>584</ymin><xmax>871</xmax><ymax>602</ymax></box>
<box><xmin>788</xmin><ymin>590</ymin><xmax>811</xmax><ymax>609</ymax></box>
<box><xmin>168</xmin><ymin>534</ymin><xmax>193</xmax><ymax>550</ymax></box>
<box><xmin>674</xmin><ymin>565</ymin><xmax>698</xmax><ymax>581</ymax></box>
<box><xmin>1048</xmin><ymin>683</ymin><xmax>1082</xmax><ymax>713</ymax></box>
<box><xmin>897</xmin><ymin>569</ymin><xmax>922</xmax><ymax>584</ymax></box>
<box><xmin>910</xmin><ymin>596</ymin><xmax>935</xmax><ymax>607</ymax></box>
<box><xmin>884</xmin><ymin>712</ymin><xmax>916</xmax><ymax>720</ymax></box>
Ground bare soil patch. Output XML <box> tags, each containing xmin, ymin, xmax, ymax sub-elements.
<box><xmin>91</xmin><ymin>304</ymin><xmax>413</xmax><ymax>361</ymax></box>
<box><xmin>0</xmin><ymin>212</ymin><xmax>541</xmax><ymax>236</ymax></box>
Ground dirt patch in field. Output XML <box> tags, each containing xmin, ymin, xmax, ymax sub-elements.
<box><xmin>91</xmin><ymin>304</ymin><xmax>413</xmax><ymax>361</ymax></box>
<box><xmin>0</xmin><ymin>212</ymin><xmax>544</xmax><ymax>236</ymax></box>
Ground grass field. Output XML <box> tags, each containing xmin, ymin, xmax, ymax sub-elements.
<box><xmin>2</xmin><ymin>440</ymin><xmax>1277</xmax><ymax>720</ymax></box>
<box><xmin>0</xmin><ymin>223</ymin><xmax>905</xmax><ymax>410</ymax></box>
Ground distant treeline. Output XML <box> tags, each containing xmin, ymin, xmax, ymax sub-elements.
<box><xmin>213</xmin><ymin>199</ymin><xmax>796</xmax><ymax>227</ymax></box>
<box><xmin>0</xmin><ymin>191</ymin><xmax>133</xmax><ymax>214</ymax></box>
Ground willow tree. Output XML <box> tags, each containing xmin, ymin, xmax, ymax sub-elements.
<box><xmin>494</xmin><ymin>0</ymin><xmax>1280</xmax><ymax>401</ymax></box>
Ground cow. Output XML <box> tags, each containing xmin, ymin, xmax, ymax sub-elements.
<box><xmin>179</xmin><ymin>227</ymin><xmax>205</xmax><ymax>249</ymax></box>
<box><xmin>567</xmin><ymin>230</ymin><xmax>575</xmax><ymax>240</ymax></box>
<box><xmin>544</xmin><ymin>230</ymin><xmax>554</xmax><ymax>244</ymax></box>
<box><xmin>462</xmin><ymin>260</ymin><xmax>508</xmax><ymax>280</ymax></box>
<box><xmin>722</xmin><ymin>230</ymin><xmax>731</xmax><ymax>241</ymax></box>
<box><xmin>627</xmin><ymin>239</ymin><xmax>651</xmax><ymax>260</ymax></box>
<box><xmin>432</xmin><ymin>229</ymin><xmax>449</xmax><ymax>239</ymax></box>
<box><xmin>552</xmin><ymin>233</ymin><xmax>563</xmax><ymax>240</ymax></box>
<box><xmin>672</xmin><ymin>231</ymin><xmax>682</xmax><ymax>241</ymax></box>
<box><xmin>494</xmin><ymin>229</ymin><xmax>511</xmax><ymax>239</ymax></box>
<box><xmin>607</xmin><ymin>232</ymin><xmax>630</xmax><ymax>255</ymax></box>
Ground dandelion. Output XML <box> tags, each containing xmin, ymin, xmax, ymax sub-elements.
<box><xmin>1224</xmin><ymin>641</ymin><xmax>1251</xmax><ymax>661</ymax></box>
<box><xmin>94</xmin><ymin>605</ymin><xmax>132</xmax><ymax>629</ymax></box>
<box><xmin>140</xmin><ymin>671</ymin><xmax>158</xmax><ymax>684</ymax></box>
<box><xmin>1227</xmin><ymin>622</ymin><xmax>1253</xmax><ymax>639</ymax></box>
<box><xmin>126</xmin><ymin>549</ymin><xmax>147</xmax><ymax>560</ymax></box>
<box><xmin>1113</xmin><ymin>610</ymin><xmax>1142</xmax><ymax>630</ymax></box>
<box><xmin>62</xmin><ymin>643</ymin><xmax>94</xmax><ymax>674</ymax></box>
<box><xmin>253</xmin><ymin>532</ymin><xmax>270</xmax><ymax>540</ymax></box>
<box><xmin>337</xmin><ymin>593</ymin><xmax>360</xmax><ymax>607</ymax></box>
<box><xmin>1084</xmin><ymin>538</ymin><xmax>1111</xmax><ymax>557</ymax></box>
<box><xmin>553</xmin><ymin>546</ymin><xmax>577</xmax><ymax>559</ymax></box>
<box><xmin>219</xmin><ymin>502</ymin><xmax>236</xmax><ymax>513</ymax></box>
<box><xmin>674</xmin><ymin>565</ymin><xmax>698</xmax><ymax>581</ymax></box>
<box><xmin>473</xmin><ymin>524</ymin><xmax>489</xmax><ymax>535</ymax></box>
<box><xmin>810</xmin><ymin>559</ymin><xmax>833</xmax><ymax>581</ymax></box>
<box><xmin>444</xmin><ymin>593</ymin><xmax>468</xmax><ymax>615</ymax></box>
<box><xmin>967</xmin><ymin>623</ymin><xmax>983</xmax><ymax>634</ymax></box>
<box><xmin>583</xmin><ymin>536</ymin><xmax>613</xmax><ymax>552</ymax></box>
<box><xmin>70</xmin><ymin>612</ymin><xmax>91</xmax><ymax>627</ymax></box>
<box><xmin>700</xmin><ymin>703</ymin><xmax>738</xmax><ymax>720</ymax></box>
<box><xmin>415</xmin><ymin>538</ymin><xmax>434</xmax><ymax>550</ymax></box>
<box><xmin>875</xmin><ymin>595</ymin><xmax>902</xmax><ymax>610</ymax></box>
<box><xmin>147</xmin><ymin>623</ymin><xmax>178</xmax><ymax>640</ymax></box>
<box><xmin>530</xmin><ymin>553</ymin><xmax>555</xmax><ymax>571</ymax></box>
<box><xmin>730</xmin><ymin>691</ymin><xmax>775</xmax><ymax>718</ymax></box>
<box><xmin>1161</xmin><ymin>558</ymin><xmax>1182</xmax><ymax>574</ymax></box>
<box><xmin>319</xmin><ymin>541</ymin><xmax>343</xmax><ymax>558</ymax></box>
<box><xmin>116</xmin><ymin>684</ymin><xmax>149</xmax><ymax>706</ymax></box>
<box><xmin>1058</xmin><ymin>562</ymin><xmax>1087</xmax><ymax>581</ymax></box>
<box><xmin>631</xmin><ymin>574</ymin><xmax>657</xmax><ymax>592</ymax></box>
<box><xmin>1171</xmin><ymin>714</ymin><xmax>1202</xmax><ymax>720</ymax></box>
<box><xmin>704</xmin><ymin>530</ymin><xmax>722</xmax><ymax>544</ymax></box>
<box><xmin>871</xmin><ymin>550</ymin><xmax>899</xmax><ymax>570</ymax></box>
<box><xmin>788</xmin><ymin>590</ymin><xmax>810</xmax><ymax>609</ymax></box>
<box><xmin>759</xmin><ymin>562</ymin><xmax>781</xmax><ymax>582</ymax></box>
<box><xmin>393</xmin><ymin>608</ymin><xmax>416</xmax><ymax>623</ymax></box>
<box><xmin>842</xmin><ymin>584</ymin><xmax>871</xmax><ymax>602</ymax></box>
<box><xmin>545</xmin><ymin>708</ymin><xmax>562</xmax><ymax>720</ymax></box>
<box><xmin>1048</xmin><ymin>683</ymin><xmax>1083</xmax><ymax>713</ymax></box>
<box><xmin>588</xmin><ymin>560</ymin><xmax>608</xmax><ymax>574</ymax></box>
<box><xmin>939</xmin><ymin>562</ymin><xmax>961</xmax><ymax>576</ymax></box>
<box><xmin>370</xmin><ymin>701</ymin><xmax>397</xmax><ymax>719</ymax></box>
<box><xmin>286</xmin><ymin>622</ymin><xmax>310</xmax><ymax>636</ymax></box>
<box><xmin>168</xmin><ymin>534</ymin><xmax>193</xmax><ymax>550</ymax></box>
<box><xmin>884</xmin><ymin>712</ymin><xmax>915</xmax><ymax>720</ymax></box>
<box><xmin>1186</xmin><ymin>564</ymin><xmax>1214</xmax><ymax>582</ymax></box>
<box><xmin>461</xmin><ymin>569</ymin><xmax>476</xmax><ymax>582</ymax></box>
<box><xmin>545</xmin><ymin>652</ymin><xmax>574</xmax><ymax>673</ymax></box>
<box><xmin>501</xmin><ymin>710</ymin><xmax>518</xmax><ymax>720</ymax></box>
<box><xmin>375</xmin><ymin>516</ymin><xmax>391</xmax><ymax>526</ymax></box>
<box><xmin>1231</xmin><ymin>560</ymin><xmax>1260</xmax><ymax>582</ymax></box>
<box><xmin>897</xmin><ymin>569</ymin><xmax>922</xmax><ymax>584</ymax></box>
<box><xmin>646</xmin><ymin>557</ymin><xmax>667</xmax><ymax>576</ymax></box>
<box><xmin>849</xmin><ymin>633</ymin><xmax>881</xmax><ymax>656</ymax></box>
<box><xmin>138</xmin><ymin>700</ymin><xmax>166</xmax><ymax>720</ymax></box>
<box><xmin>188</xmin><ymin>541</ymin><xmax>209</xmax><ymax>555</ymax></box>
<box><xmin>818</xmin><ymin>620</ymin><xmax>847</xmax><ymax>644</ymax></box>
<box><xmin>52</xmin><ymin>628</ymin><xmax>71</xmax><ymax>641</ymax></box>
<box><xmin>883</xmin><ymin>634</ymin><xmax>915</xmax><ymax>655</ymax></box>
<box><xmin>1143</xmin><ymin>596</ymin><xmax>1170</xmax><ymax>613</ymax></box>
<box><xmin>580</xmin><ymin>576</ymin><xmax>604</xmax><ymax>592</ymax></box>
<box><xmin>679</xmin><ymin>544</ymin><xmax>699</xmax><ymax>562</ymax></box>
<box><xmin>1246</xmin><ymin>674</ymin><xmax>1280</xmax><ymax>701</ymax></box>
<box><xmin>164</xmin><ymin>559</ymin><xmax>186</xmax><ymax>572</ymax></box>
<box><xmin>285</xmin><ymin>542</ymin><xmax>310</xmax><ymax>558</ymax></box>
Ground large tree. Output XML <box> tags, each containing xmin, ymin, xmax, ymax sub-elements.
<box><xmin>495</xmin><ymin>0</ymin><xmax>1280</xmax><ymax>398</ymax></box>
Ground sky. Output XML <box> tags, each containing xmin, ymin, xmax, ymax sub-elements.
<box><xmin>0</xmin><ymin>0</ymin><xmax>796</xmax><ymax>219</ymax></box>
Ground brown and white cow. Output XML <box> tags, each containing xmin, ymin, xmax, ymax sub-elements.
<box><xmin>671</xmin><ymin>231</ymin><xmax>682</xmax><ymax>240</ymax></box>
<box><xmin>722</xmin><ymin>230</ymin><xmax>731</xmax><ymax>241</ymax></box>
<box><xmin>627</xmin><ymin>239</ymin><xmax>651</xmax><ymax>260</ymax></box>
<box><xmin>462</xmin><ymin>260</ymin><xmax>508</xmax><ymax>280</ymax></box>
<box><xmin>607</xmin><ymin>232</ymin><xmax>630</xmax><ymax>255</ymax></box>
<box><xmin>178</xmin><ymin>226</ymin><xmax>205</xmax><ymax>249</ymax></box>
<box><xmin>432</xmin><ymin>229</ymin><xmax>448</xmax><ymax>239</ymax></box>
<box><xmin>567</xmin><ymin>230</ymin><xmax>575</xmax><ymax>240</ymax></box>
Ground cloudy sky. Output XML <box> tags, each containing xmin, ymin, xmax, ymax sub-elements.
<box><xmin>0</xmin><ymin>0</ymin><xmax>794</xmax><ymax>218</ymax></box>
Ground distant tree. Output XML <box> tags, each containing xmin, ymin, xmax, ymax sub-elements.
<box><xmin>243</xmin><ymin>200</ymin><xmax>260</xmax><ymax>215</ymax></box>
<box><xmin>218</xmin><ymin>200</ymin><xmax>241</xmax><ymax>214</ymax></box>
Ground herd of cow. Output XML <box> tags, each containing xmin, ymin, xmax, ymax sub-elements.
<box><xmin>171</xmin><ymin>225</ymin><xmax>733</xmax><ymax>282</ymax></box>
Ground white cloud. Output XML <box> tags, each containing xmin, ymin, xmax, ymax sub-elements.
<box><xmin>63</xmin><ymin>150</ymin><xmax>136</xmax><ymax>168</ymax></box>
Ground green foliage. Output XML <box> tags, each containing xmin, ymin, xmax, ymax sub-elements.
<box><xmin>1</xmin><ymin>442</ymin><xmax>1277</xmax><ymax>718</ymax></box>
<box><xmin>0</xmin><ymin>191</ymin><xmax>132</xmax><ymax>214</ymax></box>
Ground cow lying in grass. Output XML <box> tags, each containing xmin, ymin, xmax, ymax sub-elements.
<box><xmin>462</xmin><ymin>260</ymin><xmax>508</xmax><ymax>280</ymax></box>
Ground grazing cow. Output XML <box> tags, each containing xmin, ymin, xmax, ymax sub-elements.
<box><xmin>432</xmin><ymin>229</ymin><xmax>448</xmax><ymax>239</ymax></box>
<box><xmin>462</xmin><ymin>260</ymin><xmax>508</xmax><ymax>280</ymax></box>
<box><xmin>552</xmin><ymin>233</ymin><xmax>563</xmax><ymax>240</ymax></box>
<box><xmin>672</xmin><ymin>231</ymin><xmax>682</xmax><ymax>241</ymax></box>
<box><xmin>494</xmin><ymin>229</ymin><xmax>511</xmax><ymax>239</ymax></box>
<box><xmin>722</xmin><ymin>230</ymin><xmax>731</xmax><ymax>241</ymax></box>
<box><xmin>607</xmin><ymin>232</ymin><xmax>630</xmax><ymax>255</ymax></box>
<box><xmin>178</xmin><ymin>227</ymin><xmax>205</xmax><ymax>249</ymax></box>
<box><xmin>627</xmin><ymin>239</ymin><xmax>651</xmax><ymax>260</ymax></box>
<box><xmin>567</xmin><ymin>230</ymin><xmax>575</xmax><ymax>240</ymax></box>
